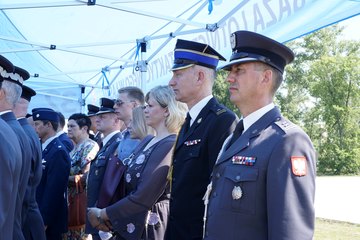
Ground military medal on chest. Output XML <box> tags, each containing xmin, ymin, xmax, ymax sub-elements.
<box><xmin>232</xmin><ymin>186</ymin><xmax>242</xmax><ymax>200</ymax></box>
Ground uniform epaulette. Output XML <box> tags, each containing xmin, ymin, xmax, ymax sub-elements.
<box><xmin>275</xmin><ymin>118</ymin><xmax>295</xmax><ymax>133</ymax></box>
<box><xmin>215</xmin><ymin>108</ymin><xmax>226</xmax><ymax>115</ymax></box>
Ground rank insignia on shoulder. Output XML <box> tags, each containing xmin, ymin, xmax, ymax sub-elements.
<box><xmin>291</xmin><ymin>156</ymin><xmax>307</xmax><ymax>176</ymax></box>
<box><xmin>232</xmin><ymin>156</ymin><xmax>256</xmax><ymax>166</ymax></box>
<box><xmin>216</xmin><ymin>108</ymin><xmax>226</xmax><ymax>115</ymax></box>
<box><xmin>184</xmin><ymin>139</ymin><xmax>201</xmax><ymax>146</ymax></box>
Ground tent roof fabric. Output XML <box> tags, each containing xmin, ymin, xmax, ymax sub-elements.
<box><xmin>1</xmin><ymin>0</ymin><xmax>359</xmax><ymax>116</ymax></box>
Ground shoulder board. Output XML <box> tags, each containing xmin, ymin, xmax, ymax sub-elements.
<box><xmin>215</xmin><ymin>108</ymin><xmax>227</xmax><ymax>115</ymax></box>
<box><xmin>274</xmin><ymin>118</ymin><xmax>295</xmax><ymax>133</ymax></box>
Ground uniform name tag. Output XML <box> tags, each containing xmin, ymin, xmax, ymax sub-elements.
<box><xmin>232</xmin><ymin>156</ymin><xmax>256</xmax><ymax>166</ymax></box>
<box><xmin>184</xmin><ymin>139</ymin><xmax>201</xmax><ymax>146</ymax></box>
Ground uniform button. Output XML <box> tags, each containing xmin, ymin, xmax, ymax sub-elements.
<box><xmin>235</xmin><ymin>175</ymin><xmax>240</xmax><ymax>181</ymax></box>
<box><xmin>95</xmin><ymin>170</ymin><xmax>98</xmax><ymax>175</ymax></box>
<box><xmin>212</xmin><ymin>192</ymin><xmax>217</xmax><ymax>197</ymax></box>
<box><xmin>216</xmin><ymin>173</ymin><xmax>220</xmax><ymax>178</ymax></box>
<box><xmin>173</xmin><ymin>159</ymin><xmax>177</xmax><ymax>163</ymax></box>
<box><xmin>172</xmin><ymin>178</ymin><xmax>176</xmax><ymax>182</ymax></box>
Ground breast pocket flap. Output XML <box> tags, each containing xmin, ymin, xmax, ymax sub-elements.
<box><xmin>224</xmin><ymin>167</ymin><xmax>258</xmax><ymax>183</ymax></box>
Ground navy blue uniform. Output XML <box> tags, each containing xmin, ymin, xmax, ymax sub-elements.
<box><xmin>1</xmin><ymin>111</ymin><xmax>32</xmax><ymax>240</ymax></box>
<box><xmin>0</xmin><ymin>118</ymin><xmax>22</xmax><ymax>240</ymax></box>
<box><xmin>58</xmin><ymin>132</ymin><xmax>74</xmax><ymax>152</ymax></box>
<box><xmin>204</xmin><ymin>107</ymin><xmax>316</xmax><ymax>240</ymax></box>
<box><xmin>18</xmin><ymin>118</ymin><xmax>46</xmax><ymax>240</ymax></box>
<box><xmin>36</xmin><ymin>138</ymin><xmax>71</xmax><ymax>239</ymax></box>
<box><xmin>167</xmin><ymin>98</ymin><xmax>236</xmax><ymax>240</ymax></box>
<box><xmin>86</xmin><ymin>133</ymin><xmax>122</xmax><ymax>237</ymax></box>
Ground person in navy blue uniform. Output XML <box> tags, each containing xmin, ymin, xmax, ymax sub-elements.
<box><xmin>85</xmin><ymin>98</ymin><xmax>123</xmax><ymax>240</ymax></box>
<box><xmin>56</xmin><ymin>111</ymin><xmax>74</xmax><ymax>152</ymax></box>
<box><xmin>14</xmin><ymin>84</ymin><xmax>46</xmax><ymax>240</ymax></box>
<box><xmin>0</xmin><ymin>64</ymin><xmax>32</xmax><ymax>240</ymax></box>
<box><xmin>166</xmin><ymin>39</ymin><xmax>236</xmax><ymax>240</ymax></box>
<box><xmin>34</xmin><ymin>109</ymin><xmax>71</xmax><ymax>240</ymax></box>
<box><xmin>87</xmin><ymin>104</ymin><xmax>102</xmax><ymax>144</ymax></box>
<box><xmin>0</xmin><ymin>55</ymin><xmax>23</xmax><ymax>240</ymax></box>
<box><xmin>203</xmin><ymin>31</ymin><xmax>316</xmax><ymax>240</ymax></box>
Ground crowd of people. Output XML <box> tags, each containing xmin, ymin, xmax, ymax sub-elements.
<box><xmin>0</xmin><ymin>30</ymin><xmax>316</xmax><ymax>240</ymax></box>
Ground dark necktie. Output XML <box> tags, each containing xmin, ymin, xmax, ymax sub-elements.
<box><xmin>183</xmin><ymin>113</ymin><xmax>191</xmax><ymax>134</ymax></box>
<box><xmin>227</xmin><ymin>119</ymin><xmax>244</xmax><ymax>148</ymax></box>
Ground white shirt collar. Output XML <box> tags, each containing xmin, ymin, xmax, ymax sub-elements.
<box><xmin>188</xmin><ymin>95</ymin><xmax>213</xmax><ymax>126</ymax></box>
<box><xmin>42</xmin><ymin>135</ymin><xmax>57</xmax><ymax>151</ymax></box>
<box><xmin>243</xmin><ymin>103</ymin><xmax>275</xmax><ymax>133</ymax></box>
<box><xmin>0</xmin><ymin>110</ymin><xmax>12</xmax><ymax>115</ymax></box>
<box><xmin>102</xmin><ymin>130</ymin><xmax>120</xmax><ymax>147</ymax></box>
<box><xmin>55</xmin><ymin>130</ymin><xmax>64</xmax><ymax>138</ymax></box>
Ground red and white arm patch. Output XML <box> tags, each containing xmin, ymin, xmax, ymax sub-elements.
<box><xmin>291</xmin><ymin>156</ymin><xmax>307</xmax><ymax>176</ymax></box>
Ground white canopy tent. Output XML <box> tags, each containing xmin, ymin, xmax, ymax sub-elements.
<box><xmin>1</xmin><ymin>0</ymin><xmax>359</xmax><ymax>117</ymax></box>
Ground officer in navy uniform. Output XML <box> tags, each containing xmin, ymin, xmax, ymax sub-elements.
<box><xmin>0</xmin><ymin>64</ymin><xmax>32</xmax><ymax>240</ymax></box>
<box><xmin>167</xmin><ymin>39</ymin><xmax>236</xmax><ymax>240</ymax></box>
<box><xmin>56</xmin><ymin>111</ymin><xmax>74</xmax><ymax>152</ymax></box>
<box><xmin>86</xmin><ymin>98</ymin><xmax>122</xmax><ymax>240</ymax></box>
<box><xmin>0</xmin><ymin>55</ymin><xmax>23</xmax><ymax>240</ymax></box>
<box><xmin>34</xmin><ymin>109</ymin><xmax>71</xmax><ymax>240</ymax></box>
<box><xmin>14</xmin><ymin>84</ymin><xmax>46</xmax><ymax>240</ymax></box>
<box><xmin>203</xmin><ymin>31</ymin><xmax>316</xmax><ymax>240</ymax></box>
<box><xmin>87</xmin><ymin>103</ymin><xmax>102</xmax><ymax>144</ymax></box>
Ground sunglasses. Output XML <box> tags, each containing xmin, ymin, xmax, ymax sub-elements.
<box><xmin>114</xmin><ymin>99</ymin><xmax>135</xmax><ymax>106</ymax></box>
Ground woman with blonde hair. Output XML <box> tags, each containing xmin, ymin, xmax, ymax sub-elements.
<box><xmin>128</xmin><ymin>106</ymin><xmax>154</xmax><ymax>140</ymax></box>
<box><xmin>88</xmin><ymin>85</ymin><xmax>187</xmax><ymax>240</ymax></box>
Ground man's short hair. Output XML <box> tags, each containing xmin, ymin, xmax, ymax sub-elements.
<box><xmin>118</xmin><ymin>86</ymin><xmax>145</xmax><ymax>105</ymax></box>
<box><xmin>1</xmin><ymin>80</ymin><xmax>22</xmax><ymax>107</ymax></box>
<box><xmin>57</xmin><ymin>111</ymin><xmax>66</xmax><ymax>129</ymax></box>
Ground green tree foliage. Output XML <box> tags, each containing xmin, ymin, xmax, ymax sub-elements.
<box><xmin>213</xmin><ymin>70</ymin><xmax>240</xmax><ymax>116</ymax></box>
<box><xmin>278</xmin><ymin>25</ymin><xmax>360</xmax><ymax>175</ymax></box>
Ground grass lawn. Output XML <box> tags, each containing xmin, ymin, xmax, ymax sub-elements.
<box><xmin>315</xmin><ymin>218</ymin><xmax>360</xmax><ymax>239</ymax></box>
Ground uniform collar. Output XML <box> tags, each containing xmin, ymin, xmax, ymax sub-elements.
<box><xmin>0</xmin><ymin>110</ymin><xmax>12</xmax><ymax>115</ymax></box>
<box><xmin>188</xmin><ymin>95</ymin><xmax>213</xmax><ymax>126</ymax></box>
<box><xmin>55</xmin><ymin>130</ymin><xmax>65</xmax><ymax>137</ymax></box>
<box><xmin>102</xmin><ymin>130</ymin><xmax>120</xmax><ymax>147</ymax></box>
<box><xmin>42</xmin><ymin>135</ymin><xmax>57</xmax><ymax>151</ymax></box>
<box><xmin>243</xmin><ymin>103</ymin><xmax>274</xmax><ymax>133</ymax></box>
